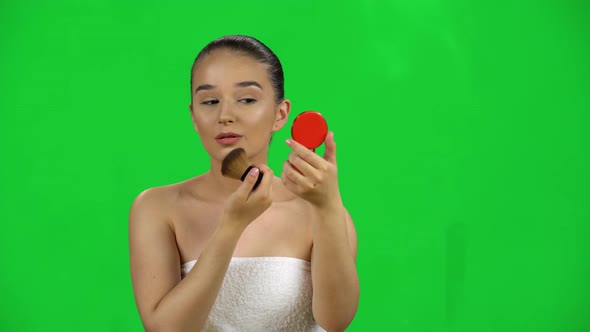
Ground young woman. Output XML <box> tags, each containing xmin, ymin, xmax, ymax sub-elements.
<box><xmin>129</xmin><ymin>35</ymin><xmax>359</xmax><ymax>332</ymax></box>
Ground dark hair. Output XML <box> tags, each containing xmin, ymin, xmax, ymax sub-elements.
<box><xmin>190</xmin><ymin>35</ymin><xmax>284</xmax><ymax>103</ymax></box>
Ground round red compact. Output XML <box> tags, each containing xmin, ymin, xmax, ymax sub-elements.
<box><xmin>291</xmin><ymin>111</ymin><xmax>328</xmax><ymax>150</ymax></box>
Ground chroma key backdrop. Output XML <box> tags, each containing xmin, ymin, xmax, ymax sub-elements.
<box><xmin>1</xmin><ymin>1</ymin><xmax>588</xmax><ymax>331</ymax></box>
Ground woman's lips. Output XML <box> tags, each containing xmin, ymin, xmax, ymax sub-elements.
<box><xmin>216</xmin><ymin>136</ymin><xmax>242</xmax><ymax>145</ymax></box>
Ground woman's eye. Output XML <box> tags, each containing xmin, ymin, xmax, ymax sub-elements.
<box><xmin>239</xmin><ymin>98</ymin><xmax>257</xmax><ymax>104</ymax></box>
<box><xmin>201</xmin><ymin>100</ymin><xmax>219</xmax><ymax>105</ymax></box>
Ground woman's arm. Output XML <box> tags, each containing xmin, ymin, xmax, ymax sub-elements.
<box><xmin>281</xmin><ymin>132</ymin><xmax>360</xmax><ymax>331</ymax></box>
<box><xmin>129</xmin><ymin>166</ymin><xmax>273</xmax><ymax>332</ymax></box>
<box><xmin>309</xmin><ymin>204</ymin><xmax>359</xmax><ymax>332</ymax></box>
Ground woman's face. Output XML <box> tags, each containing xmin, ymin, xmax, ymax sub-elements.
<box><xmin>189</xmin><ymin>49</ymin><xmax>290</xmax><ymax>163</ymax></box>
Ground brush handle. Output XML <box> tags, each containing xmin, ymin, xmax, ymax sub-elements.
<box><xmin>240</xmin><ymin>165</ymin><xmax>263</xmax><ymax>190</ymax></box>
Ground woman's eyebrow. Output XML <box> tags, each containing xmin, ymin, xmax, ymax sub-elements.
<box><xmin>235</xmin><ymin>81</ymin><xmax>263</xmax><ymax>90</ymax></box>
<box><xmin>195</xmin><ymin>84</ymin><xmax>215</xmax><ymax>94</ymax></box>
<box><xmin>194</xmin><ymin>81</ymin><xmax>263</xmax><ymax>94</ymax></box>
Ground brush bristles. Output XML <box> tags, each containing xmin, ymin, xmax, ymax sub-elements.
<box><xmin>221</xmin><ymin>148</ymin><xmax>252</xmax><ymax>180</ymax></box>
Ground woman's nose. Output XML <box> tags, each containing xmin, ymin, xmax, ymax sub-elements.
<box><xmin>218</xmin><ymin>102</ymin><xmax>235</xmax><ymax>124</ymax></box>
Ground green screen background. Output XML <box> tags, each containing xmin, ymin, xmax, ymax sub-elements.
<box><xmin>1</xmin><ymin>0</ymin><xmax>588</xmax><ymax>331</ymax></box>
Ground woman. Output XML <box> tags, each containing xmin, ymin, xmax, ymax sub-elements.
<box><xmin>129</xmin><ymin>35</ymin><xmax>359</xmax><ymax>332</ymax></box>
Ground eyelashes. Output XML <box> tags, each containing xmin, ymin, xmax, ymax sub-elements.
<box><xmin>239</xmin><ymin>98</ymin><xmax>257</xmax><ymax>104</ymax></box>
<box><xmin>200</xmin><ymin>98</ymin><xmax>257</xmax><ymax>105</ymax></box>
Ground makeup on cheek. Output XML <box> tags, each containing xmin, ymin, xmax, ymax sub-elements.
<box><xmin>291</xmin><ymin>111</ymin><xmax>328</xmax><ymax>152</ymax></box>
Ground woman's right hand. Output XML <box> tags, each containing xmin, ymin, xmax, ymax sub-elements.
<box><xmin>223</xmin><ymin>164</ymin><xmax>274</xmax><ymax>229</ymax></box>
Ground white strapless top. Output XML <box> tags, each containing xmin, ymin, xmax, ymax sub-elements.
<box><xmin>181</xmin><ymin>257</ymin><xmax>325</xmax><ymax>332</ymax></box>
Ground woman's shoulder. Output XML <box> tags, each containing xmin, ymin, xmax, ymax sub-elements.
<box><xmin>129</xmin><ymin>175</ymin><xmax>206</xmax><ymax>218</ymax></box>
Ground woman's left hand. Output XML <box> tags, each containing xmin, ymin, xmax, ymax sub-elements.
<box><xmin>281</xmin><ymin>131</ymin><xmax>341</xmax><ymax>209</ymax></box>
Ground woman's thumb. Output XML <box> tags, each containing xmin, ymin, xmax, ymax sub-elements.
<box><xmin>323</xmin><ymin>132</ymin><xmax>337</xmax><ymax>164</ymax></box>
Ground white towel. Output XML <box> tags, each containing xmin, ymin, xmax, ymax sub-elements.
<box><xmin>181</xmin><ymin>257</ymin><xmax>325</xmax><ymax>332</ymax></box>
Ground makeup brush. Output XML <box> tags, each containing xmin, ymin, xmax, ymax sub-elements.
<box><xmin>221</xmin><ymin>147</ymin><xmax>263</xmax><ymax>190</ymax></box>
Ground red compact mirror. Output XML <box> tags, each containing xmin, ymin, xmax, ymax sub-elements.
<box><xmin>291</xmin><ymin>111</ymin><xmax>328</xmax><ymax>150</ymax></box>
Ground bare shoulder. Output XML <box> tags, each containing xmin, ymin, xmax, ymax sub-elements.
<box><xmin>128</xmin><ymin>180</ymin><xmax>197</xmax><ymax>322</ymax></box>
<box><xmin>129</xmin><ymin>178</ymin><xmax>199</xmax><ymax>225</ymax></box>
<box><xmin>130</xmin><ymin>185</ymin><xmax>175</xmax><ymax>217</ymax></box>
<box><xmin>128</xmin><ymin>182</ymin><xmax>182</xmax><ymax>262</ymax></box>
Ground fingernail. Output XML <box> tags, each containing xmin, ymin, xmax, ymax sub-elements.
<box><xmin>286</xmin><ymin>139</ymin><xmax>292</xmax><ymax>145</ymax></box>
<box><xmin>250</xmin><ymin>167</ymin><xmax>259</xmax><ymax>177</ymax></box>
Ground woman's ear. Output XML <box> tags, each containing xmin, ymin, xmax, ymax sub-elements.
<box><xmin>272</xmin><ymin>99</ymin><xmax>291</xmax><ymax>132</ymax></box>
<box><xmin>189</xmin><ymin>103</ymin><xmax>199</xmax><ymax>133</ymax></box>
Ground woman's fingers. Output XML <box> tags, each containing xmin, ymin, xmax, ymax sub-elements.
<box><xmin>287</xmin><ymin>152</ymin><xmax>316</xmax><ymax>177</ymax></box>
<box><xmin>251</xmin><ymin>164</ymin><xmax>274</xmax><ymax>196</ymax></box>
<box><xmin>282</xmin><ymin>160</ymin><xmax>315</xmax><ymax>191</ymax></box>
<box><xmin>285</xmin><ymin>139</ymin><xmax>325</xmax><ymax>169</ymax></box>
<box><xmin>281</xmin><ymin>133</ymin><xmax>340</xmax><ymax>207</ymax></box>
<box><xmin>280</xmin><ymin>167</ymin><xmax>299</xmax><ymax>193</ymax></box>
